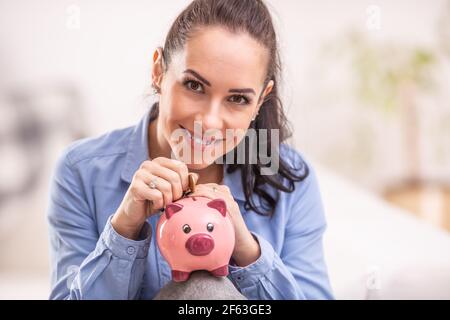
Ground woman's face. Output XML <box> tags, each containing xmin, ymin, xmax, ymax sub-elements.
<box><xmin>152</xmin><ymin>26</ymin><xmax>273</xmax><ymax>169</ymax></box>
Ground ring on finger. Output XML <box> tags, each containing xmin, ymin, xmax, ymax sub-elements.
<box><xmin>148</xmin><ymin>177</ymin><xmax>158</xmax><ymax>189</ymax></box>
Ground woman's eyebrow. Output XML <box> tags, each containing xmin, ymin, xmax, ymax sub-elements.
<box><xmin>183</xmin><ymin>69</ymin><xmax>256</xmax><ymax>95</ymax></box>
<box><xmin>184</xmin><ymin>69</ymin><xmax>211</xmax><ymax>86</ymax></box>
<box><xmin>229</xmin><ymin>88</ymin><xmax>256</xmax><ymax>95</ymax></box>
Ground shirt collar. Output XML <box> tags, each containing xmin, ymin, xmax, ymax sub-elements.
<box><xmin>121</xmin><ymin>111</ymin><xmax>262</xmax><ymax>207</ymax></box>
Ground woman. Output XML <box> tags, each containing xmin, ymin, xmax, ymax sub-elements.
<box><xmin>48</xmin><ymin>0</ymin><xmax>333</xmax><ymax>300</ymax></box>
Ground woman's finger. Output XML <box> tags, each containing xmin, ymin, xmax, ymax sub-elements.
<box><xmin>136</xmin><ymin>168</ymin><xmax>174</xmax><ymax>206</ymax></box>
<box><xmin>152</xmin><ymin>157</ymin><xmax>190</xmax><ymax>193</ymax></box>
<box><xmin>133</xmin><ymin>180</ymin><xmax>164</xmax><ymax>210</ymax></box>
<box><xmin>188</xmin><ymin>185</ymin><xmax>229</xmax><ymax>202</ymax></box>
<box><xmin>195</xmin><ymin>184</ymin><xmax>231</xmax><ymax>196</ymax></box>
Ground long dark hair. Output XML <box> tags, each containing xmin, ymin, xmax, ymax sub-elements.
<box><xmin>152</xmin><ymin>0</ymin><xmax>308</xmax><ymax>217</ymax></box>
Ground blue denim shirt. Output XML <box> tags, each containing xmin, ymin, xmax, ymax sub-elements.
<box><xmin>47</xmin><ymin>110</ymin><xmax>333</xmax><ymax>300</ymax></box>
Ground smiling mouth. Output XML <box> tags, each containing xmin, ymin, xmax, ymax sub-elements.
<box><xmin>179</xmin><ymin>125</ymin><xmax>223</xmax><ymax>147</ymax></box>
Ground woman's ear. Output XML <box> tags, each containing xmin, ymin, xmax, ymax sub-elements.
<box><xmin>151</xmin><ymin>47</ymin><xmax>165</xmax><ymax>92</ymax></box>
<box><xmin>255</xmin><ymin>80</ymin><xmax>274</xmax><ymax>114</ymax></box>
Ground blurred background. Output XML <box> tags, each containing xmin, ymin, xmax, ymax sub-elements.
<box><xmin>0</xmin><ymin>0</ymin><xmax>449</xmax><ymax>299</ymax></box>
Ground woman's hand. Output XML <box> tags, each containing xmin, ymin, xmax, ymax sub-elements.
<box><xmin>187</xmin><ymin>183</ymin><xmax>261</xmax><ymax>267</ymax></box>
<box><xmin>112</xmin><ymin>157</ymin><xmax>196</xmax><ymax>240</ymax></box>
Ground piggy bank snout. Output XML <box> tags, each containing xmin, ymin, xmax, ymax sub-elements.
<box><xmin>185</xmin><ymin>233</ymin><xmax>215</xmax><ymax>256</ymax></box>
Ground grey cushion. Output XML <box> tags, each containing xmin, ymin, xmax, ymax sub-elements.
<box><xmin>153</xmin><ymin>271</ymin><xmax>247</xmax><ymax>300</ymax></box>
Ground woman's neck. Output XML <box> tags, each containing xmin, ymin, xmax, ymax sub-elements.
<box><xmin>148</xmin><ymin>117</ymin><xmax>224</xmax><ymax>185</ymax></box>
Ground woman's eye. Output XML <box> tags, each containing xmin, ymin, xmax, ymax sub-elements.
<box><xmin>184</xmin><ymin>80</ymin><xmax>204</xmax><ymax>93</ymax></box>
<box><xmin>229</xmin><ymin>95</ymin><xmax>250</xmax><ymax>105</ymax></box>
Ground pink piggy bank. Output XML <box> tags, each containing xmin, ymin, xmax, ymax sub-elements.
<box><xmin>156</xmin><ymin>196</ymin><xmax>235</xmax><ymax>282</ymax></box>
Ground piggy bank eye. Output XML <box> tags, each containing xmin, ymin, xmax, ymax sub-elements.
<box><xmin>182</xmin><ymin>224</ymin><xmax>191</xmax><ymax>234</ymax></box>
<box><xmin>206</xmin><ymin>223</ymin><xmax>214</xmax><ymax>232</ymax></box>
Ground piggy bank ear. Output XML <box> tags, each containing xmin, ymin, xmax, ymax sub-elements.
<box><xmin>165</xmin><ymin>203</ymin><xmax>183</xmax><ymax>219</ymax></box>
<box><xmin>207</xmin><ymin>199</ymin><xmax>227</xmax><ymax>217</ymax></box>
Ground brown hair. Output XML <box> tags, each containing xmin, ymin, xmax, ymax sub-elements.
<box><xmin>152</xmin><ymin>0</ymin><xmax>308</xmax><ymax>217</ymax></box>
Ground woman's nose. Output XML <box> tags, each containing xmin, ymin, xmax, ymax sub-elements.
<box><xmin>199</xmin><ymin>102</ymin><xmax>224</xmax><ymax>132</ymax></box>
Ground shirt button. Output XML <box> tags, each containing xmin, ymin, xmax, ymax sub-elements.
<box><xmin>127</xmin><ymin>246</ymin><xmax>136</xmax><ymax>255</ymax></box>
<box><xmin>236</xmin><ymin>276</ymin><xmax>243</xmax><ymax>281</ymax></box>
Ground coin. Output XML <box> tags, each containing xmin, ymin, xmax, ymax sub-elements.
<box><xmin>188</xmin><ymin>173</ymin><xmax>196</xmax><ymax>193</ymax></box>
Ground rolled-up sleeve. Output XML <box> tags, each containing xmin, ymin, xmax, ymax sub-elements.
<box><xmin>228</xmin><ymin>165</ymin><xmax>334</xmax><ymax>300</ymax></box>
<box><xmin>47</xmin><ymin>150</ymin><xmax>151</xmax><ymax>300</ymax></box>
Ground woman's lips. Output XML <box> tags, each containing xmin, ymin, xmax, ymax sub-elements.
<box><xmin>179</xmin><ymin>125</ymin><xmax>223</xmax><ymax>147</ymax></box>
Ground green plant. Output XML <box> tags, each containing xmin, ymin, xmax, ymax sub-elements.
<box><xmin>335</xmin><ymin>31</ymin><xmax>437</xmax><ymax>114</ymax></box>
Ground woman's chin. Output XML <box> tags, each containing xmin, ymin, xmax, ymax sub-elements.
<box><xmin>185</xmin><ymin>162</ymin><xmax>215</xmax><ymax>170</ymax></box>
